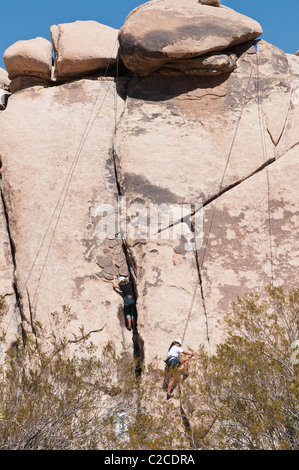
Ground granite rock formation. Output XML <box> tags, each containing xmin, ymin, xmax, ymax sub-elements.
<box><xmin>0</xmin><ymin>2</ymin><xmax>298</xmax><ymax>372</ymax></box>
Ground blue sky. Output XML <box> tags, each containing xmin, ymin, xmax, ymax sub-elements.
<box><xmin>0</xmin><ymin>0</ymin><xmax>298</xmax><ymax>71</ymax></box>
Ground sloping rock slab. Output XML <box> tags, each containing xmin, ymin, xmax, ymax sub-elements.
<box><xmin>119</xmin><ymin>0</ymin><xmax>262</xmax><ymax>75</ymax></box>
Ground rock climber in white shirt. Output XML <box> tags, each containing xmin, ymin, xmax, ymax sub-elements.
<box><xmin>165</xmin><ymin>338</ymin><xmax>195</xmax><ymax>400</ymax></box>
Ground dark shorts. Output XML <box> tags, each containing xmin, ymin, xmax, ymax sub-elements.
<box><xmin>124</xmin><ymin>295</ymin><xmax>136</xmax><ymax>319</ymax></box>
<box><xmin>166</xmin><ymin>357</ymin><xmax>180</xmax><ymax>371</ymax></box>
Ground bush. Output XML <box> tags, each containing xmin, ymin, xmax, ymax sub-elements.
<box><xmin>181</xmin><ymin>285</ymin><xmax>299</xmax><ymax>450</ymax></box>
<box><xmin>0</xmin><ymin>286</ymin><xmax>297</xmax><ymax>450</ymax></box>
<box><xmin>0</xmin><ymin>307</ymin><xmax>125</xmax><ymax>450</ymax></box>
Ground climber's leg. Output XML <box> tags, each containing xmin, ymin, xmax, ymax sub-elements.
<box><xmin>124</xmin><ymin>296</ymin><xmax>137</xmax><ymax>331</ymax></box>
<box><xmin>180</xmin><ymin>357</ymin><xmax>190</xmax><ymax>380</ymax></box>
<box><xmin>166</xmin><ymin>358</ymin><xmax>180</xmax><ymax>398</ymax></box>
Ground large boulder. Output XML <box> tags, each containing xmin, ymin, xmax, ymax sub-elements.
<box><xmin>3</xmin><ymin>37</ymin><xmax>53</xmax><ymax>93</ymax></box>
<box><xmin>3</xmin><ymin>37</ymin><xmax>53</xmax><ymax>80</ymax></box>
<box><xmin>118</xmin><ymin>0</ymin><xmax>263</xmax><ymax>75</ymax></box>
<box><xmin>50</xmin><ymin>21</ymin><xmax>119</xmax><ymax>80</ymax></box>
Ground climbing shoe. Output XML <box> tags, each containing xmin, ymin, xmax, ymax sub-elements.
<box><xmin>182</xmin><ymin>373</ymin><xmax>189</xmax><ymax>381</ymax></box>
<box><xmin>166</xmin><ymin>393</ymin><xmax>173</xmax><ymax>400</ymax></box>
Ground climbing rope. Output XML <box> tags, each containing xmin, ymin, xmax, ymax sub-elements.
<box><xmin>181</xmin><ymin>41</ymin><xmax>276</xmax><ymax>346</ymax></box>
<box><xmin>5</xmin><ymin>39</ymin><xmax>119</xmax><ymax>335</ymax></box>
<box><xmin>255</xmin><ymin>45</ymin><xmax>276</xmax><ymax>285</ymax></box>
<box><xmin>181</xmin><ymin>60</ymin><xmax>255</xmax><ymax>345</ymax></box>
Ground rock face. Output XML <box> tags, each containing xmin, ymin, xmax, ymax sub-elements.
<box><xmin>114</xmin><ymin>39</ymin><xmax>299</xmax><ymax>351</ymax></box>
<box><xmin>0</xmin><ymin>2</ymin><xmax>298</xmax><ymax>371</ymax></box>
<box><xmin>0</xmin><ymin>78</ymin><xmax>136</xmax><ymax>356</ymax></box>
<box><xmin>118</xmin><ymin>0</ymin><xmax>263</xmax><ymax>75</ymax></box>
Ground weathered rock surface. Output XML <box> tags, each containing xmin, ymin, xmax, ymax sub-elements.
<box><xmin>50</xmin><ymin>21</ymin><xmax>119</xmax><ymax>80</ymax></box>
<box><xmin>114</xmin><ymin>41</ymin><xmax>290</xmax><ymax>207</ymax></box>
<box><xmin>118</xmin><ymin>0</ymin><xmax>263</xmax><ymax>76</ymax></box>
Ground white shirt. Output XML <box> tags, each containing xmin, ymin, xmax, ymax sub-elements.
<box><xmin>167</xmin><ymin>345</ymin><xmax>183</xmax><ymax>359</ymax></box>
